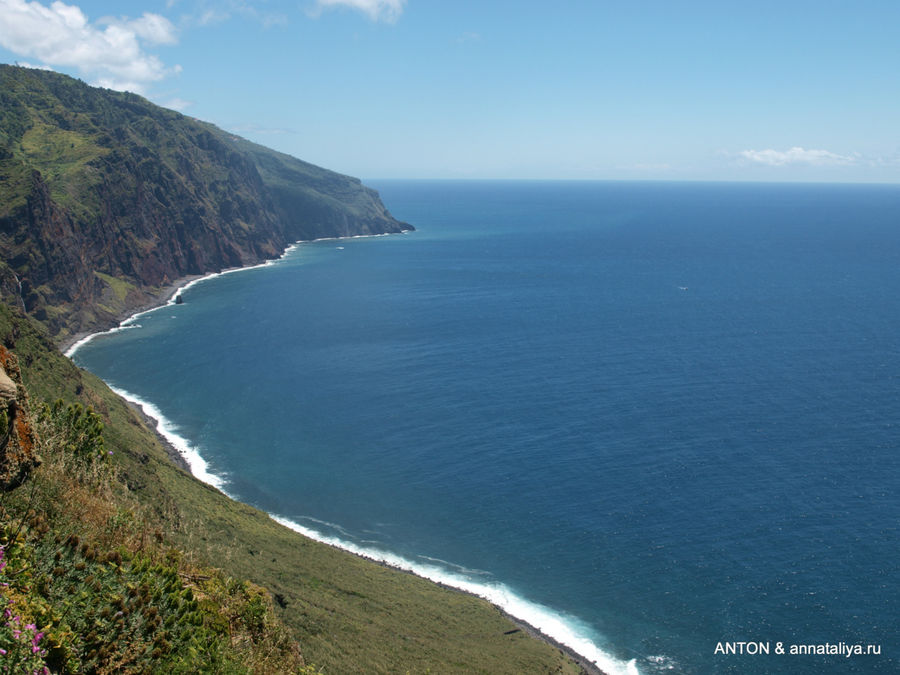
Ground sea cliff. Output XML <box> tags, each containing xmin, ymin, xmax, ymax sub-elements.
<box><xmin>0</xmin><ymin>64</ymin><xmax>411</xmax><ymax>344</ymax></box>
<box><xmin>0</xmin><ymin>65</ymin><xmax>589</xmax><ymax>673</ymax></box>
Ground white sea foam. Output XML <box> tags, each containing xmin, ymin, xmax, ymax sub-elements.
<box><xmin>415</xmin><ymin>554</ymin><xmax>492</xmax><ymax>577</ymax></box>
<box><xmin>63</xmin><ymin>229</ymin><xmax>643</xmax><ymax>674</ymax></box>
<box><xmin>65</xmin><ymin>242</ymin><xmax>305</xmax><ymax>358</ymax></box>
<box><xmin>309</xmin><ymin>232</ymin><xmax>394</xmax><ymax>242</ymax></box>
<box><xmin>291</xmin><ymin>514</ymin><xmax>355</xmax><ymax>538</ymax></box>
<box><xmin>106</xmin><ymin>384</ymin><xmax>226</xmax><ymax>490</ymax></box>
<box><xmin>646</xmin><ymin>654</ymin><xmax>679</xmax><ymax>671</ymax></box>
<box><xmin>272</xmin><ymin>513</ymin><xmax>641</xmax><ymax>675</ymax></box>
<box><xmin>64</xmin><ymin>323</ymin><xmax>141</xmax><ymax>358</ymax></box>
<box><xmin>68</xmin><ymin>234</ymin><xmax>398</xmax><ymax>358</ymax></box>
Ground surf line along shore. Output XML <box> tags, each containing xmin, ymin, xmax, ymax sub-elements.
<box><xmin>60</xmin><ymin>231</ymin><xmax>411</xmax><ymax>357</ymax></box>
<box><xmin>60</xmin><ymin>235</ymin><xmax>630</xmax><ymax>675</ymax></box>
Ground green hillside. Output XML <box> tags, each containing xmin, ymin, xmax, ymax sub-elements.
<box><xmin>0</xmin><ymin>65</ymin><xmax>588</xmax><ymax>673</ymax></box>
<box><xmin>0</xmin><ymin>64</ymin><xmax>411</xmax><ymax>343</ymax></box>
<box><xmin>0</xmin><ymin>292</ymin><xmax>584</xmax><ymax>674</ymax></box>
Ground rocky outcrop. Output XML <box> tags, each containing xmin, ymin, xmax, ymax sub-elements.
<box><xmin>0</xmin><ymin>345</ymin><xmax>38</xmax><ymax>489</ymax></box>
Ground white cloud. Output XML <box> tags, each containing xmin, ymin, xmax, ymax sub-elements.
<box><xmin>14</xmin><ymin>60</ymin><xmax>54</xmax><ymax>70</ymax></box>
<box><xmin>198</xmin><ymin>7</ymin><xmax>228</xmax><ymax>25</ymax></box>
<box><xmin>188</xmin><ymin>1</ymin><xmax>285</xmax><ymax>28</ymax></box>
<box><xmin>313</xmin><ymin>0</ymin><xmax>406</xmax><ymax>23</ymax></box>
<box><xmin>739</xmin><ymin>146</ymin><xmax>857</xmax><ymax>167</ymax></box>
<box><xmin>121</xmin><ymin>12</ymin><xmax>178</xmax><ymax>45</ymax></box>
<box><xmin>161</xmin><ymin>97</ymin><xmax>192</xmax><ymax>111</ymax></box>
<box><xmin>0</xmin><ymin>0</ymin><xmax>179</xmax><ymax>94</ymax></box>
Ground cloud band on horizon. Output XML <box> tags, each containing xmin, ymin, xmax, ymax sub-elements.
<box><xmin>740</xmin><ymin>146</ymin><xmax>856</xmax><ymax>167</ymax></box>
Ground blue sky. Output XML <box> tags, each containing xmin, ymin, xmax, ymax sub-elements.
<box><xmin>1</xmin><ymin>0</ymin><xmax>898</xmax><ymax>182</ymax></box>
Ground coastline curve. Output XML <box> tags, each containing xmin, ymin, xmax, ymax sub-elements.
<box><xmin>64</xmin><ymin>231</ymin><xmax>640</xmax><ymax>675</ymax></box>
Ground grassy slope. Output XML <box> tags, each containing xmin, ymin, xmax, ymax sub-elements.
<box><xmin>0</xmin><ymin>400</ymin><xmax>307</xmax><ymax>674</ymax></box>
<box><xmin>0</xmin><ymin>304</ymin><xmax>581</xmax><ymax>673</ymax></box>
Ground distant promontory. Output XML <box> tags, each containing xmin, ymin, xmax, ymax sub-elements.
<box><xmin>0</xmin><ymin>64</ymin><xmax>412</xmax><ymax>342</ymax></box>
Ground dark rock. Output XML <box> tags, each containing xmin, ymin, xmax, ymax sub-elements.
<box><xmin>0</xmin><ymin>64</ymin><xmax>413</xmax><ymax>344</ymax></box>
<box><xmin>0</xmin><ymin>346</ymin><xmax>39</xmax><ymax>490</ymax></box>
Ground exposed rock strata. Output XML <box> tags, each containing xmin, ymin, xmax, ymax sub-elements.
<box><xmin>0</xmin><ymin>64</ymin><xmax>412</xmax><ymax>343</ymax></box>
<box><xmin>0</xmin><ymin>345</ymin><xmax>38</xmax><ymax>489</ymax></box>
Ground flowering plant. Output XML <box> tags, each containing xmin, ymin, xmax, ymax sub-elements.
<box><xmin>0</xmin><ymin>546</ymin><xmax>50</xmax><ymax>675</ymax></box>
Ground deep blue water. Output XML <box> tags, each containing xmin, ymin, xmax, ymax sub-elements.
<box><xmin>72</xmin><ymin>181</ymin><xmax>899</xmax><ymax>674</ymax></box>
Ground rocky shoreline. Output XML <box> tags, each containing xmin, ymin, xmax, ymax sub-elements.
<box><xmin>58</xmin><ymin>276</ymin><xmax>203</xmax><ymax>357</ymax></box>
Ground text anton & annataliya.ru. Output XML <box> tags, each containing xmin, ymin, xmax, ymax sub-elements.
<box><xmin>715</xmin><ymin>641</ymin><xmax>881</xmax><ymax>658</ymax></box>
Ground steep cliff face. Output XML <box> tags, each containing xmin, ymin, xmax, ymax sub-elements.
<box><xmin>0</xmin><ymin>65</ymin><xmax>412</xmax><ymax>342</ymax></box>
<box><xmin>0</xmin><ymin>345</ymin><xmax>38</xmax><ymax>490</ymax></box>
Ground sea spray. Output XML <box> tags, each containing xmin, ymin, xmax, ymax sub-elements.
<box><xmin>64</xmin><ymin>242</ymin><xmax>304</xmax><ymax>359</ymax></box>
<box><xmin>64</xmin><ymin>230</ymin><xmax>644</xmax><ymax>674</ymax></box>
<box><xmin>107</xmin><ymin>385</ymin><xmax>226</xmax><ymax>489</ymax></box>
<box><xmin>64</xmin><ymin>323</ymin><xmax>141</xmax><ymax>358</ymax></box>
<box><xmin>64</xmin><ymin>234</ymin><xmax>397</xmax><ymax>359</ymax></box>
<box><xmin>71</xmin><ymin>373</ymin><xmax>644</xmax><ymax>673</ymax></box>
<box><xmin>270</xmin><ymin>514</ymin><xmax>640</xmax><ymax>675</ymax></box>
<box><xmin>67</xmin><ymin>181</ymin><xmax>900</xmax><ymax>674</ymax></box>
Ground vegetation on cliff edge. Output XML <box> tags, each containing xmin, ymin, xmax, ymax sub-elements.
<box><xmin>0</xmin><ymin>64</ymin><xmax>411</xmax><ymax>342</ymax></box>
<box><xmin>0</xmin><ymin>62</ymin><xmax>584</xmax><ymax>674</ymax></box>
<box><xmin>0</xmin><ymin>305</ymin><xmax>583</xmax><ymax>673</ymax></box>
<box><xmin>0</xmin><ymin>398</ymin><xmax>310</xmax><ymax>673</ymax></box>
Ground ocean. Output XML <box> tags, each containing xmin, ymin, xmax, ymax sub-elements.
<box><xmin>69</xmin><ymin>180</ymin><xmax>899</xmax><ymax>674</ymax></box>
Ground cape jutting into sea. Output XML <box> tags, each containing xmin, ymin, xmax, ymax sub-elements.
<box><xmin>70</xmin><ymin>180</ymin><xmax>900</xmax><ymax>674</ymax></box>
